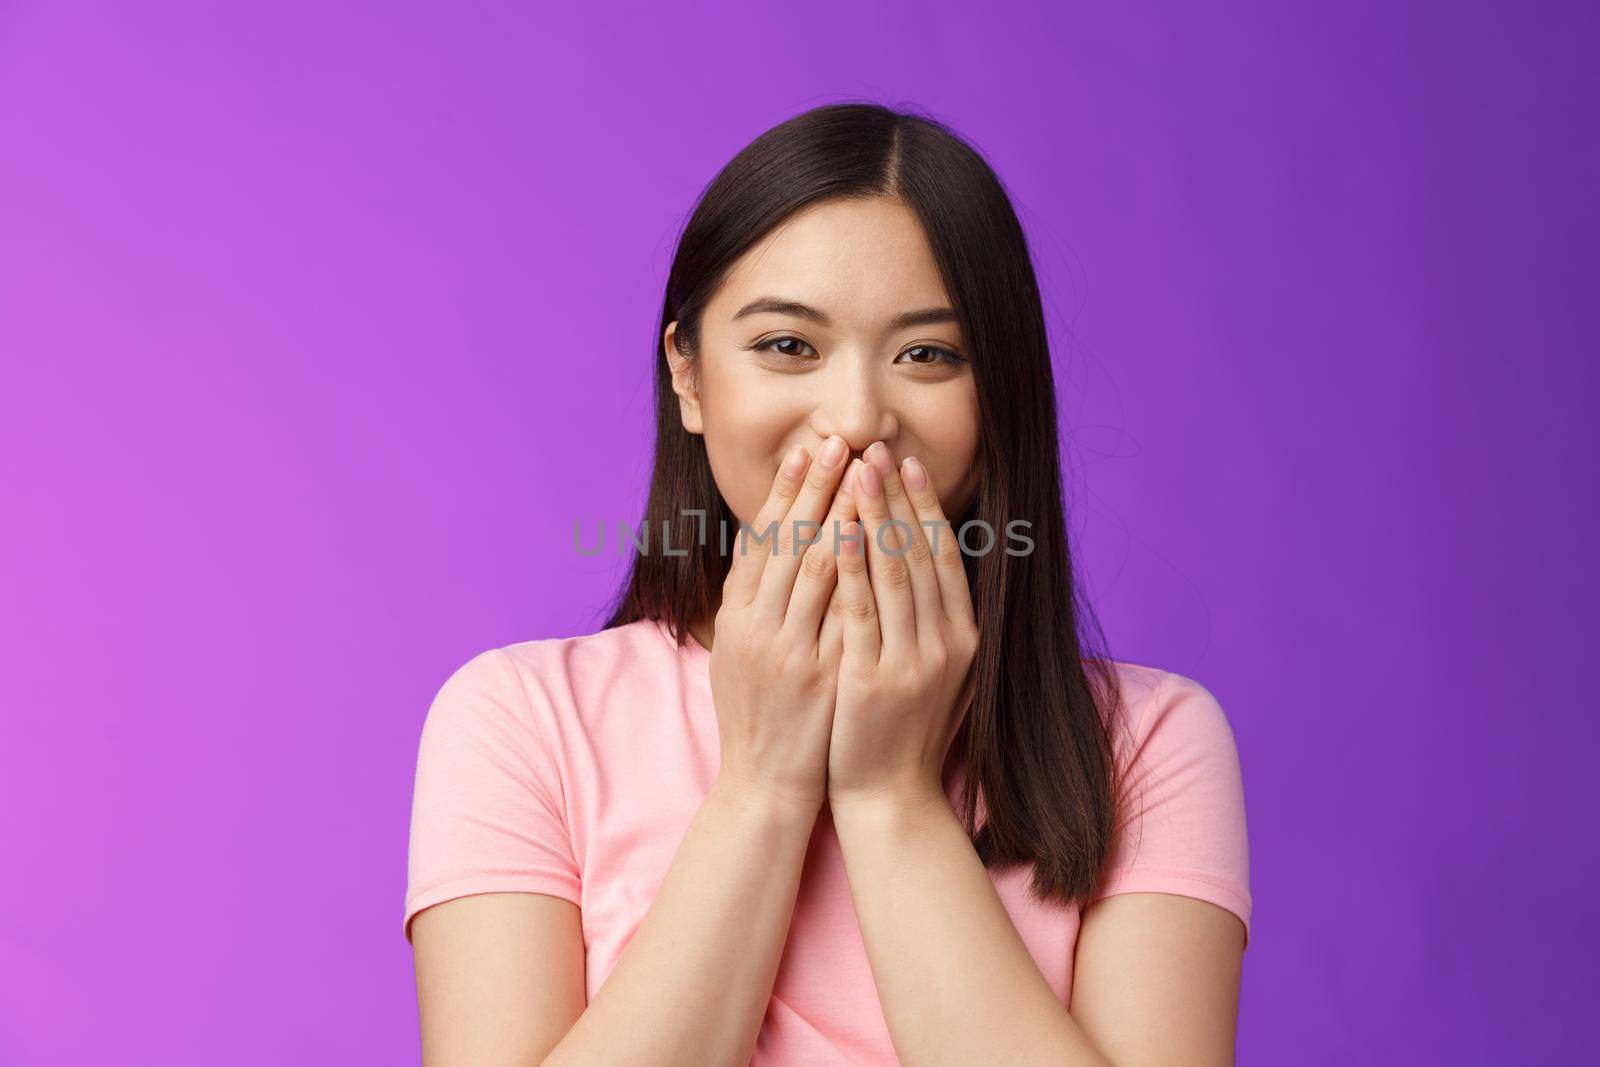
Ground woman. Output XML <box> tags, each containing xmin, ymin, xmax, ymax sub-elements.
<box><xmin>405</xmin><ymin>102</ymin><xmax>1250</xmax><ymax>1065</ymax></box>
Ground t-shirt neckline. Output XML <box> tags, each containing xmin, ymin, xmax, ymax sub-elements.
<box><xmin>653</xmin><ymin>617</ymin><xmax>710</xmax><ymax>676</ymax></box>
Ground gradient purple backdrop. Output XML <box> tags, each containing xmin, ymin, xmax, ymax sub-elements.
<box><xmin>2</xmin><ymin>1</ymin><xmax>1595</xmax><ymax>1063</ymax></box>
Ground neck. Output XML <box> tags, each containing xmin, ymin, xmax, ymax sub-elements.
<box><xmin>688</xmin><ymin>613</ymin><xmax>716</xmax><ymax>652</ymax></box>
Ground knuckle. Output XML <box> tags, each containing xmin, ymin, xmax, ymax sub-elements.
<box><xmin>778</xmin><ymin>521</ymin><xmax>812</xmax><ymax>559</ymax></box>
<box><xmin>777</xmin><ymin>643</ymin><xmax>808</xmax><ymax>675</ymax></box>
<box><xmin>887</xmin><ymin>661</ymin><xmax>921</xmax><ymax>693</ymax></box>
<box><xmin>768</xmin><ymin>482</ymin><xmax>797</xmax><ymax>512</ymax></box>
<box><xmin>734</xmin><ymin>618</ymin><xmax>761</xmax><ymax>650</ymax></box>
<box><xmin>774</xmin><ymin>461</ymin><xmax>806</xmax><ymax>495</ymax></box>
<box><xmin>801</xmin><ymin>545</ymin><xmax>835</xmax><ymax>582</ymax></box>
<box><xmin>738</xmin><ymin>522</ymin><xmax>777</xmax><ymax>559</ymax></box>
<box><xmin>905</xmin><ymin>533</ymin><xmax>934</xmax><ymax>568</ymax></box>
<box><xmin>846</xmin><ymin>595</ymin><xmax>877</xmax><ymax>623</ymax></box>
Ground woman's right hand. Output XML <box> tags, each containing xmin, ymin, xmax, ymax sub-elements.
<box><xmin>709</xmin><ymin>434</ymin><xmax>857</xmax><ymax>814</ymax></box>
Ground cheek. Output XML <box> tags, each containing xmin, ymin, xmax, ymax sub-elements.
<box><xmin>913</xmin><ymin>394</ymin><xmax>981</xmax><ymax>510</ymax></box>
<box><xmin>699</xmin><ymin>372</ymin><xmax>801</xmax><ymax>525</ymax></box>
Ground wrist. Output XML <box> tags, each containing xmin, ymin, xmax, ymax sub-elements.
<box><xmin>708</xmin><ymin>773</ymin><xmax>824</xmax><ymax>827</ymax></box>
<box><xmin>827</xmin><ymin>781</ymin><xmax>950</xmax><ymax>824</ymax></box>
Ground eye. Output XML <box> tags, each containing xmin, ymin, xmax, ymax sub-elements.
<box><xmin>751</xmin><ymin>335</ymin><xmax>818</xmax><ymax>361</ymax></box>
<box><xmin>895</xmin><ymin>344</ymin><xmax>966</xmax><ymax>368</ymax></box>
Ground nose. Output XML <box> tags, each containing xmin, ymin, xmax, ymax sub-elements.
<box><xmin>809</xmin><ymin>363</ymin><xmax>899</xmax><ymax>459</ymax></box>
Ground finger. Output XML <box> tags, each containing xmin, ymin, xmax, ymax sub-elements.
<box><xmin>900</xmin><ymin>455</ymin><xmax>976</xmax><ymax>629</ymax></box>
<box><xmin>724</xmin><ymin>443</ymin><xmax>812</xmax><ymax>610</ymax></box>
<box><xmin>755</xmin><ymin>434</ymin><xmax>851</xmax><ymax>619</ymax></box>
<box><xmin>834</xmin><ymin>504</ymin><xmax>880</xmax><ymax>664</ymax></box>
<box><xmin>819</xmin><ymin>583</ymin><xmax>845</xmax><ymax>665</ymax></box>
<box><xmin>865</xmin><ymin>443</ymin><xmax>944</xmax><ymax>644</ymax></box>
<box><xmin>816</xmin><ymin>472</ymin><xmax>860</xmax><ymax>663</ymax></box>
<box><xmin>783</xmin><ymin>456</ymin><xmax>860</xmax><ymax>637</ymax></box>
<box><xmin>852</xmin><ymin>448</ymin><xmax>917</xmax><ymax>656</ymax></box>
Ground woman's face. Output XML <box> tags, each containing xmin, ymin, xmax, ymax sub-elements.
<box><xmin>665</xmin><ymin>196</ymin><xmax>981</xmax><ymax>532</ymax></box>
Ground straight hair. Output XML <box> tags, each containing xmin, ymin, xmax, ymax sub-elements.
<box><xmin>603</xmin><ymin>101</ymin><xmax>1126</xmax><ymax>908</ymax></box>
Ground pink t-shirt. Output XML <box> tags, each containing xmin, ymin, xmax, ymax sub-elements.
<box><xmin>404</xmin><ymin>617</ymin><xmax>1251</xmax><ymax>1063</ymax></box>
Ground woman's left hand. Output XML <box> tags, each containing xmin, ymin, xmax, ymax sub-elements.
<box><xmin>824</xmin><ymin>441</ymin><xmax>980</xmax><ymax>812</ymax></box>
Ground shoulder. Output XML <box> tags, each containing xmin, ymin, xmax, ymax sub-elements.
<box><xmin>1096</xmin><ymin>659</ymin><xmax>1240</xmax><ymax>771</ymax></box>
<box><xmin>495</xmin><ymin>617</ymin><xmax>688</xmax><ymax>696</ymax></box>
<box><xmin>1090</xmin><ymin>660</ymin><xmax>1252</xmax><ymax>938</ymax></box>
<box><xmin>1094</xmin><ymin>659</ymin><xmax>1248</xmax><ymax>845</ymax></box>
<box><xmin>499</xmin><ymin>616</ymin><xmax>670</xmax><ymax>672</ymax></box>
<box><xmin>425</xmin><ymin>618</ymin><xmax>679</xmax><ymax>721</ymax></box>
<box><xmin>415</xmin><ymin>621</ymin><xmax>670</xmax><ymax>774</ymax></box>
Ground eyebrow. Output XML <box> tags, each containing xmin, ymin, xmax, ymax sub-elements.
<box><xmin>731</xmin><ymin>296</ymin><xmax>960</xmax><ymax>332</ymax></box>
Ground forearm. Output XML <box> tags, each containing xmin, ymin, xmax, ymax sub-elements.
<box><xmin>831</xmin><ymin>795</ymin><xmax>1111</xmax><ymax>1066</ymax></box>
<box><xmin>542</xmin><ymin>777</ymin><xmax>818</xmax><ymax>1067</ymax></box>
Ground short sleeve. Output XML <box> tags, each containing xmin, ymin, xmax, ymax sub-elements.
<box><xmin>1090</xmin><ymin>670</ymin><xmax>1253</xmax><ymax>946</ymax></box>
<box><xmin>403</xmin><ymin>647</ymin><xmax>582</xmax><ymax>943</ymax></box>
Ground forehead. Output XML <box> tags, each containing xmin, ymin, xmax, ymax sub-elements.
<box><xmin>708</xmin><ymin>197</ymin><xmax>952</xmax><ymax>326</ymax></box>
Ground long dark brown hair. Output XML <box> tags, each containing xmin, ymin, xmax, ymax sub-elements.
<box><xmin>602</xmin><ymin>101</ymin><xmax>1126</xmax><ymax>908</ymax></box>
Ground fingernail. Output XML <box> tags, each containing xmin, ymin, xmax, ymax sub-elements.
<box><xmin>856</xmin><ymin>460</ymin><xmax>881</xmax><ymax>497</ymax></box>
<box><xmin>782</xmin><ymin>446</ymin><xmax>808</xmax><ymax>477</ymax></box>
<box><xmin>819</xmin><ymin>436</ymin><xmax>847</xmax><ymax>469</ymax></box>
<box><xmin>841</xmin><ymin>520</ymin><xmax>863</xmax><ymax>553</ymax></box>
<box><xmin>866</xmin><ymin>441</ymin><xmax>894</xmax><ymax>474</ymax></box>
<box><xmin>902</xmin><ymin>457</ymin><xmax>928</xmax><ymax>489</ymax></box>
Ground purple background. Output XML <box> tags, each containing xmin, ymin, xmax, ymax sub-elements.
<box><xmin>3</xmin><ymin>2</ymin><xmax>1594</xmax><ymax>1063</ymax></box>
